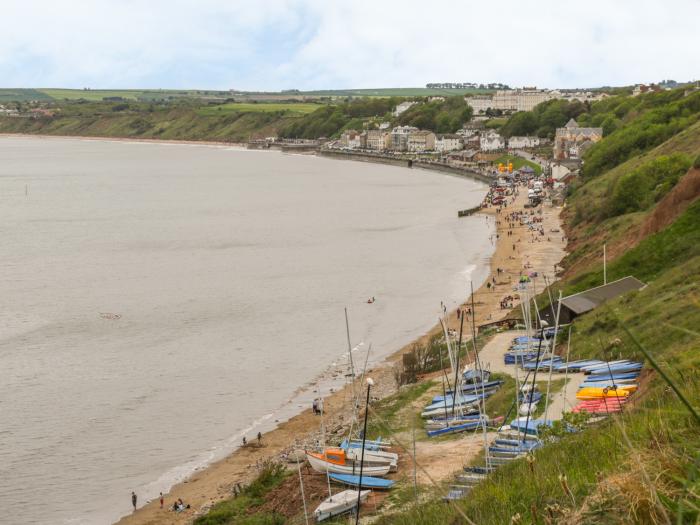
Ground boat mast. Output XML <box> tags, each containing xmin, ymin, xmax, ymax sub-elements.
<box><xmin>469</xmin><ymin>282</ymin><xmax>490</xmax><ymax>470</ymax></box>
<box><xmin>543</xmin><ymin>291</ymin><xmax>563</xmax><ymax>422</ymax></box>
<box><xmin>296</xmin><ymin>451</ymin><xmax>310</xmax><ymax>525</ymax></box>
<box><xmin>561</xmin><ymin>326</ymin><xmax>573</xmax><ymax>419</ymax></box>
<box><xmin>355</xmin><ymin>378</ymin><xmax>373</xmax><ymax>525</ymax></box>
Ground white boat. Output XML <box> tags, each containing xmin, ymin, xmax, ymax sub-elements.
<box><xmin>306</xmin><ymin>450</ymin><xmax>391</xmax><ymax>477</ymax></box>
<box><xmin>314</xmin><ymin>489</ymin><xmax>370</xmax><ymax>522</ymax></box>
<box><xmin>518</xmin><ymin>401</ymin><xmax>538</xmax><ymax>416</ymax></box>
<box><xmin>344</xmin><ymin>447</ymin><xmax>398</xmax><ymax>471</ymax></box>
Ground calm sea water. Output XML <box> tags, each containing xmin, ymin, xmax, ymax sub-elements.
<box><xmin>0</xmin><ymin>136</ymin><xmax>493</xmax><ymax>524</ymax></box>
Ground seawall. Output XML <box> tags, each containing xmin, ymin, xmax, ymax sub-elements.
<box><xmin>318</xmin><ymin>149</ymin><xmax>492</xmax><ymax>185</ymax></box>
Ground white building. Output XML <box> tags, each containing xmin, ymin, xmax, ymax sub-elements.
<box><xmin>480</xmin><ymin>130</ymin><xmax>505</xmax><ymax>151</ymax></box>
<box><xmin>435</xmin><ymin>134</ymin><xmax>463</xmax><ymax>153</ymax></box>
<box><xmin>508</xmin><ymin>136</ymin><xmax>541</xmax><ymax>149</ymax></box>
<box><xmin>393</xmin><ymin>101</ymin><xmax>417</xmax><ymax>117</ymax></box>
<box><xmin>465</xmin><ymin>96</ymin><xmax>493</xmax><ymax>114</ymax></box>
<box><xmin>390</xmin><ymin>126</ymin><xmax>418</xmax><ymax>151</ymax></box>
<box><xmin>467</xmin><ymin>88</ymin><xmax>557</xmax><ymax>113</ymax></box>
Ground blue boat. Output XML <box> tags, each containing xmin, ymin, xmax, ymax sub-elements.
<box><xmin>517</xmin><ymin>391</ymin><xmax>542</xmax><ymax>403</ymax></box>
<box><xmin>509</xmin><ymin>418</ymin><xmax>553</xmax><ymax>436</ymax></box>
<box><xmin>426</xmin><ymin>419</ymin><xmax>484</xmax><ymax>437</ymax></box>
<box><xmin>328</xmin><ymin>473</ymin><xmax>395</xmax><ymax>490</ymax></box>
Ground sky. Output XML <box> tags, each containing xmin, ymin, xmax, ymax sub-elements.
<box><xmin>1</xmin><ymin>0</ymin><xmax>699</xmax><ymax>91</ymax></box>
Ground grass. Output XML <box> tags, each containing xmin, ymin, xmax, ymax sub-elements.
<box><xmin>366</xmin><ymin>380</ymin><xmax>436</xmax><ymax>438</ymax></box>
<box><xmin>0</xmin><ymin>102</ymin><xmax>298</xmax><ymax>142</ymax></box>
<box><xmin>197</xmin><ymin>102</ymin><xmax>324</xmax><ymax>116</ymax></box>
<box><xmin>283</xmin><ymin>87</ymin><xmax>494</xmax><ymax>97</ymax></box>
<box><xmin>0</xmin><ymin>88</ymin><xmax>53</xmax><ymax>102</ymax></box>
<box><xmin>194</xmin><ymin>462</ymin><xmax>289</xmax><ymax>525</ymax></box>
<box><xmin>493</xmin><ymin>154</ymin><xmax>543</xmax><ymax>175</ymax></box>
<box><xmin>35</xmin><ymin>88</ymin><xmax>233</xmax><ymax>101</ymax></box>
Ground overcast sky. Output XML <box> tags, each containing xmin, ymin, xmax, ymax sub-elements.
<box><xmin>2</xmin><ymin>0</ymin><xmax>698</xmax><ymax>90</ymax></box>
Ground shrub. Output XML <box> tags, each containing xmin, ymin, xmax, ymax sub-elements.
<box><xmin>606</xmin><ymin>153</ymin><xmax>692</xmax><ymax>216</ymax></box>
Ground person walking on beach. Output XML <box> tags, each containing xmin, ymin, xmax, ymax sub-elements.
<box><xmin>160</xmin><ymin>492</ymin><xmax>164</xmax><ymax>509</ymax></box>
<box><xmin>131</xmin><ymin>491</ymin><xmax>137</xmax><ymax>511</ymax></box>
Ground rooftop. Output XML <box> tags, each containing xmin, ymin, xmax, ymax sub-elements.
<box><xmin>560</xmin><ymin>276</ymin><xmax>647</xmax><ymax>315</ymax></box>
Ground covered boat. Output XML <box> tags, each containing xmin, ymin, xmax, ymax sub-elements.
<box><xmin>314</xmin><ymin>489</ymin><xmax>370</xmax><ymax>522</ymax></box>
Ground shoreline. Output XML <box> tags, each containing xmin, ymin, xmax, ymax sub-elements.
<box><xmin>0</xmin><ymin>132</ymin><xmax>249</xmax><ymax>149</ymax></box>
<box><xmin>0</xmin><ymin>132</ymin><xmax>492</xmax><ymax>186</ymax></box>
<box><xmin>1</xmin><ymin>132</ymin><xmax>561</xmax><ymax>524</ymax></box>
<box><xmin>115</xmin><ymin>183</ymin><xmax>565</xmax><ymax>524</ymax></box>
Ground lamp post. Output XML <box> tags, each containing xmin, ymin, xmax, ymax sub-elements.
<box><xmin>355</xmin><ymin>378</ymin><xmax>373</xmax><ymax>524</ymax></box>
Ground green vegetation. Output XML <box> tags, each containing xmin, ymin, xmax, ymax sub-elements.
<box><xmin>369</xmin><ymin>87</ymin><xmax>700</xmax><ymax>525</ymax></box>
<box><xmin>581</xmin><ymin>90</ymin><xmax>700</xmax><ymax>179</ymax></box>
<box><xmin>492</xmin><ymin>154</ymin><xmax>542</xmax><ymax>175</ymax></box>
<box><xmin>605</xmin><ymin>153</ymin><xmax>692</xmax><ymax>217</ymax></box>
<box><xmin>566</xmin><ymin>200</ymin><xmax>700</xmax><ymax>294</ymax></box>
<box><xmin>0</xmin><ymin>88</ymin><xmax>53</xmax><ymax>102</ymax></box>
<box><xmin>197</xmin><ymin>102</ymin><xmax>324</xmax><ymax>116</ymax></box>
<box><xmin>292</xmin><ymin>87</ymin><xmax>492</xmax><ymax>97</ymax></box>
<box><xmin>397</xmin><ymin>96</ymin><xmax>473</xmax><ymax>133</ymax></box>
<box><xmin>193</xmin><ymin>462</ymin><xmax>288</xmax><ymax>525</ymax></box>
<box><xmin>278</xmin><ymin>97</ymin><xmax>397</xmax><ymax>138</ymax></box>
<box><xmin>499</xmin><ymin>99</ymin><xmax>588</xmax><ymax>138</ymax></box>
<box><xmin>366</xmin><ymin>380</ymin><xmax>435</xmax><ymax>437</ymax></box>
<box><xmin>0</xmin><ymin>100</ymin><xmax>301</xmax><ymax>142</ymax></box>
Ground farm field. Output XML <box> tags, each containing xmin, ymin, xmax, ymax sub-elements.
<box><xmin>197</xmin><ymin>102</ymin><xmax>325</xmax><ymax>116</ymax></box>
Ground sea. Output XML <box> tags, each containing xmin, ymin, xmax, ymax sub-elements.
<box><xmin>0</xmin><ymin>136</ymin><xmax>494</xmax><ymax>524</ymax></box>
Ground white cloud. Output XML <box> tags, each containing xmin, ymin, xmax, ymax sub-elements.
<box><xmin>0</xmin><ymin>0</ymin><xmax>698</xmax><ymax>89</ymax></box>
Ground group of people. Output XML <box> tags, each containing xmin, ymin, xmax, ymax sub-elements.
<box><xmin>499</xmin><ymin>295</ymin><xmax>516</xmax><ymax>309</ymax></box>
<box><xmin>130</xmin><ymin>492</ymin><xmax>190</xmax><ymax>513</ymax></box>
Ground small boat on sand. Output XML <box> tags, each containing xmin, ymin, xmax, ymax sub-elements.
<box><xmin>314</xmin><ymin>489</ymin><xmax>370</xmax><ymax>522</ymax></box>
<box><xmin>306</xmin><ymin>449</ymin><xmax>391</xmax><ymax>477</ymax></box>
<box><xmin>328</xmin><ymin>473</ymin><xmax>395</xmax><ymax>489</ymax></box>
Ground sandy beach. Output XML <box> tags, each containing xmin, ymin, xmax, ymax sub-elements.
<box><xmin>114</xmin><ymin>182</ymin><xmax>566</xmax><ymax>525</ymax></box>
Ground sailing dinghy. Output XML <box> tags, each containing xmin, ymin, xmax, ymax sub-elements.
<box><xmin>314</xmin><ymin>489</ymin><xmax>370</xmax><ymax>522</ymax></box>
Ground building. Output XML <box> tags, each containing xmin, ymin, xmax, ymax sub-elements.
<box><xmin>428</xmin><ymin>96</ymin><xmax>446</xmax><ymax>102</ymax></box>
<box><xmin>467</xmin><ymin>88</ymin><xmax>556</xmax><ymax>113</ymax></box>
<box><xmin>632</xmin><ymin>84</ymin><xmax>663</xmax><ymax>96</ymax></box>
<box><xmin>365</xmin><ymin>129</ymin><xmax>390</xmax><ymax>151</ymax></box>
<box><xmin>393</xmin><ymin>101</ymin><xmax>417</xmax><ymax>117</ymax></box>
<box><xmin>479</xmin><ymin>130</ymin><xmax>505</xmax><ymax>151</ymax></box>
<box><xmin>553</xmin><ymin>119</ymin><xmax>603</xmax><ymax>160</ymax></box>
<box><xmin>407</xmin><ymin>130</ymin><xmax>436</xmax><ymax>152</ymax></box>
<box><xmin>340</xmin><ymin>130</ymin><xmax>365</xmax><ymax>149</ymax></box>
<box><xmin>465</xmin><ymin>96</ymin><xmax>494</xmax><ymax>114</ymax></box>
<box><xmin>434</xmin><ymin>134</ymin><xmax>463</xmax><ymax>153</ymax></box>
<box><xmin>508</xmin><ymin>136</ymin><xmax>541</xmax><ymax>149</ymax></box>
<box><xmin>390</xmin><ymin>126</ymin><xmax>418</xmax><ymax>151</ymax></box>
<box><xmin>540</xmin><ymin>276</ymin><xmax>646</xmax><ymax>325</ymax></box>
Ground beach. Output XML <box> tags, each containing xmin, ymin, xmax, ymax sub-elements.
<box><xmin>116</xmin><ymin>185</ymin><xmax>566</xmax><ymax>525</ymax></box>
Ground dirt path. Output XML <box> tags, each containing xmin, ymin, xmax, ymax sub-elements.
<box><xmin>116</xmin><ymin>185</ymin><xmax>567</xmax><ymax>525</ymax></box>
<box><xmin>478</xmin><ymin>330</ymin><xmax>584</xmax><ymax>421</ymax></box>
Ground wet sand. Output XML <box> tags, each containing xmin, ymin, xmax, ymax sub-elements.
<box><xmin>115</xmin><ymin>186</ymin><xmax>566</xmax><ymax>525</ymax></box>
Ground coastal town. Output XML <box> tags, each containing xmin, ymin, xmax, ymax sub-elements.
<box><xmin>2</xmin><ymin>77</ymin><xmax>699</xmax><ymax>525</ymax></box>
